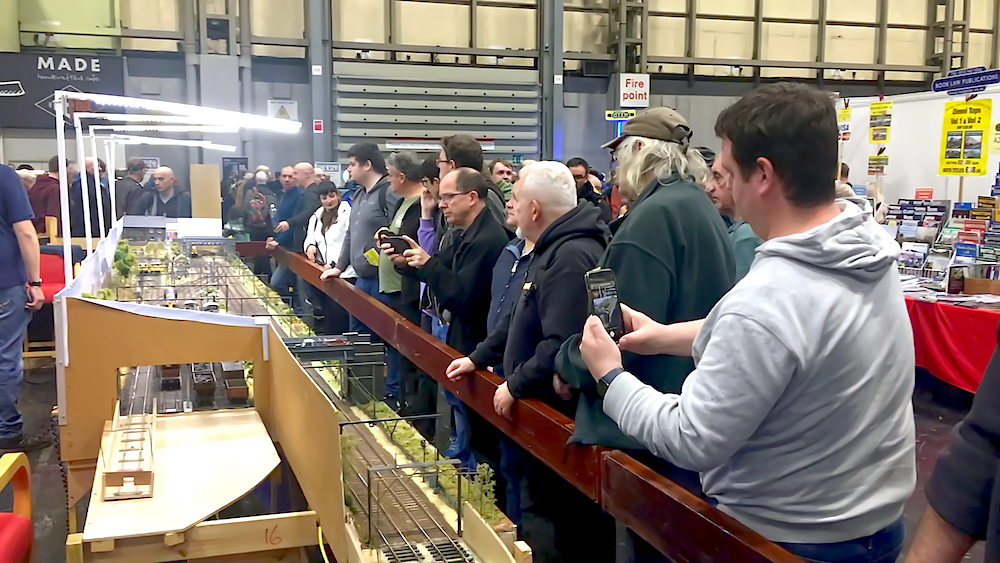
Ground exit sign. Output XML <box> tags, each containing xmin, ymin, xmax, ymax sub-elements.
<box><xmin>512</xmin><ymin>155</ymin><xmax>523</xmax><ymax>164</ymax></box>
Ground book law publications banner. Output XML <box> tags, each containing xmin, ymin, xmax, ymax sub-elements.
<box><xmin>940</xmin><ymin>98</ymin><xmax>992</xmax><ymax>176</ymax></box>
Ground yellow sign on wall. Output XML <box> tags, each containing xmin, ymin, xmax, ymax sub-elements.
<box><xmin>869</xmin><ymin>101</ymin><xmax>892</xmax><ymax>144</ymax></box>
<box><xmin>605</xmin><ymin>109</ymin><xmax>637</xmax><ymax>121</ymax></box>
<box><xmin>940</xmin><ymin>98</ymin><xmax>992</xmax><ymax>176</ymax></box>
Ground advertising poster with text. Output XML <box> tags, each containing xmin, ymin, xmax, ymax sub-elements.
<box><xmin>869</xmin><ymin>101</ymin><xmax>892</xmax><ymax>144</ymax></box>
<box><xmin>940</xmin><ymin>98</ymin><xmax>992</xmax><ymax>176</ymax></box>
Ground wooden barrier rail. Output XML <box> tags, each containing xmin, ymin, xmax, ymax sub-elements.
<box><xmin>240</xmin><ymin>242</ymin><xmax>802</xmax><ymax>563</ymax></box>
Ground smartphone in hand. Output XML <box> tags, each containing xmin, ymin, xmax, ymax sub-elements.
<box><xmin>585</xmin><ymin>267</ymin><xmax>625</xmax><ymax>341</ymax></box>
<box><xmin>381</xmin><ymin>235</ymin><xmax>410</xmax><ymax>255</ymax></box>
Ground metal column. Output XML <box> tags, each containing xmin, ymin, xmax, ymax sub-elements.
<box><xmin>539</xmin><ymin>0</ymin><xmax>564</xmax><ymax>160</ymax></box>
<box><xmin>609</xmin><ymin>0</ymin><xmax>648</xmax><ymax>74</ymax></box>
<box><xmin>306</xmin><ymin>0</ymin><xmax>333</xmax><ymax>163</ymax></box>
<box><xmin>928</xmin><ymin>0</ymin><xmax>969</xmax><ymax>76</ymax></box>
<box><xmin>182</xmin><ymin>0</ymin><xmax>201</xmax><ymax>166</ymax></box>
<box><xmin>239</xmin><ymin>0</ymin><xmax>254</xmax><ymax>166</ymax></box>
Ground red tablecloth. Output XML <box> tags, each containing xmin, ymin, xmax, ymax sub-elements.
<box><xmin>906</xmin><ymin>297</ymin><xmax>1000</xmax><ymax>393</ymax></box>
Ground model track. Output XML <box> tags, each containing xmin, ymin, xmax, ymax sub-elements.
<box><xmin>340</xmin><ymin>406</ymin><xmax>473</xmax><ymax>563</ymax></box>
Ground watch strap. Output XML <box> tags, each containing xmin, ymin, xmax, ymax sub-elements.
<box><xmin>596</xmin><ymin>367</ymin><xmax>625</xmax><ymax>398</ymax></box>
<box><xmin>27</xmin><ymin>280</ymin><xmax>42</xmax><ymax>287</ymax></box>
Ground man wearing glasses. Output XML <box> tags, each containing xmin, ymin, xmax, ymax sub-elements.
<box><xmin>387</xmin><ymin>168</ymin><xmax>510</xmax><ymax>470</ymax></box>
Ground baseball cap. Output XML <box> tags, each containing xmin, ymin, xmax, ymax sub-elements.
<box><xmin>602</xmin><ymin>106</ymin><xmax>693</xmax><ymax>151</ymax></box>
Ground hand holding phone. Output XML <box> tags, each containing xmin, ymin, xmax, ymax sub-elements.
<box><xmin>585</xmin><ymin>268</ymin><xmax>625</xmax><ymax>341</ymax></box>
<box><xmin>381</xmin><ymin>235</ymin><xmax>410</xmax><ymax>255</ymax></box>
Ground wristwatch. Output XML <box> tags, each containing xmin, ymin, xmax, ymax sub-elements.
<box><xmin>596</xmin><ymin>367</ymin><xmax>625</xmax><ymax>398</ymax></box>
<box><xmin>27</xmin><ymin>280</ymin><xmax>42</xmax><ymax>287</ymax></box>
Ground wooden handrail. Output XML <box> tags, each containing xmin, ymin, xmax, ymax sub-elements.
<box><xmin>242</xmin><ymin>243</ymin><xmax>803</xmax><ymax>563</ymax></box>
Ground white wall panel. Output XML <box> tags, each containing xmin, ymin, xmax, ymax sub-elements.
<box><xmin>968</xmin><ymin>32</ymin><xmax>992</xmax><ymax>68</ymax></box>
<box><xmin>122</xmin><ymin>0</ymin><xmax>180</xmax><ymax>51</ymax></box>
<box><xmin>397</xmin><ymin>2</ymin><xmax>469</xmax><ymax>47</ymax></box>
<box><xmin>477</xmin><ymin>7</ymin><xmax>535</xmax><ymax>50</ymax></box>
<box><xmin>887</xmin><ymin>0</ymin><xmax>926</xmax><ymax>25</ymax></box>
<box><xmin>648</xmin><ymin>16</ymin><xmax>685</xmax><ymax>57</ymax></box>
<box><xmin>969</xmin><ymin>0</ymin><xmax>994</xmax><ymax>28</ymax></box>
<box><xmin>336</xmin><ymin>0</ymin><xmax>385</xmax><ymax>42</ymax></box>
<box><xmin>761</xmin><ymin>23</ymin><xmax>816</xmax><ymax>78</ymax></box>
<box><xmin>251</xmin><ymin>0</ymin><xmax>303</xmax><ymax>40</ymax></box>
<box><xmin>827</xmin><ymin>0</ymin><xmax>877</xmax><ymax>22</ymax></box>
<box><xmin>650</xmin><ymin>0</ymin><xmax>685</xmax><ymax>11</ymax></box>
<box><xmin>885</xmin><ymin>28</ymin><xmax>926</xmax><ymax>81</ymax></box>
<box><xmin>824</xmin><ymin>26</ymin><xmax>876</xmax><ymax>80</ymax></box>
<box><xmin>564</xmin><ymin>11</ymin><xmax>607</xmax><ymax>54</ymax></box>
<box><xmin>696</xmin><ymin>0</ymin><xmax>754</xmax><ymax>17</ymax></box>
<box><xmin>763</xmin><ymin>0</ymin><xmax>818</xmax><ymax>20</ymax></box>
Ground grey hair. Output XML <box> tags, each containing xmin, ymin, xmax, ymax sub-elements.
<box><xmin>519</xmin><ymin>161</ymin><xmax>578</xmax><ymax>214</ymax></box>
<box><xmin>616</xmin><ymin>136</ymin><xmax>710</xmax><ymax>200</ymax></box>
<box><xmin>386</xmin><ymin>151</ymin><xmax>423</xmax><ymax>182</ymax></box>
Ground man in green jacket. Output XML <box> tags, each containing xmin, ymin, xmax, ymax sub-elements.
<box><xmin>556</xmin><ymin>107</ymin><xmax>735</xmax><ymax>475</ymax></box>
<box><xmin>707</xmin><ymin>158</ymin><xmax>762</xmax><ymax>281</ymax></box>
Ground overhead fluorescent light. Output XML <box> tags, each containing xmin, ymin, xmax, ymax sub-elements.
<box><xmin>55</xmin><ymin>91</ymin><xmax>301</xmax><ymax>133</ymax></box>
<box><xmin>109</xmin><ymin>134</ymin><xmax>237</xmax><ymax>152</ymax></box>
<box><xmin>90</xmin><ymin>124</ymin><xmax>240</xmax><ymax>134</ymax></box>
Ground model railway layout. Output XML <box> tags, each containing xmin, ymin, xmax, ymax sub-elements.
<box><xmin>119</xmin><ymin>362</ymin><xmax>250</xmax><ymax>416</ymax></box>
<box><xmin>102</xmin><ymin>242</ymin><xmax>479</xmax><ymax>562</ymax></box>
<box><xmin>341</xmin><ymin>407</ymin><xmax>474</xmax><ymax>563</ymax></box>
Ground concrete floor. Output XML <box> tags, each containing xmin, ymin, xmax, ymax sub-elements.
<box><xmin>0</xmin><ymin>364</ymin><xmax>988</xmax><ymax>562</ymax></box>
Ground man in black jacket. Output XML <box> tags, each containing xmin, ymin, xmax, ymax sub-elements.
<box><xmin>445</xmin><ymin>162</ymin><xmax>610</xmax><ymax>562</ymax></box>
<box><xmin>567</xmin><ymin>157</ymin><xmax>612</xmax><ymax>224</ymax></box>
<box><xmin>388</xmin><ymin>168</ymin><xmax>509</xmax><ymax>469</ymax></box>
<box><xmin>906</xmin><ymin>326</ymin><xmax>1000</xmax><ymax>563</ymax></box>
<box><xmin>69</xmin><ymin>157</ymin><xmax>113</xmax><ymax>237</ymax></box>
<box><xmin>276</xmin><ymin>162</ymin><xmax>323</xmax><ymax>251</ymax></box>
<box><xmin>131</xmin><ymin>166</ymin><xmax>191</xmax><ymax>218</ymax></box>
<box><xmin>115</xmin><ymin>159</ymin><xmax>146</xmax><ymax>220</ymax></box>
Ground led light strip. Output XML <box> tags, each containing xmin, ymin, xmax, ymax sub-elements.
<box><xmin>56</xmin><ymin>91</ymin><xmax>302</xmax><ymax>133</ymax></box>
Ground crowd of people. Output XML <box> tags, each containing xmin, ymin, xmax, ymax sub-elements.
<box><xmin>231</xmin><ymin>83</ymin><xmax>925</xmax><ymax>563</ymax></box>
<box><xmin>17</xmin><ymin>156</ymin><xmax>193</xmax><ymax>240</ymax></box>
<box><xmin>6</xmin><ymin>80</ymin><xmax>1000</xmax><ymax>563</ymax></box>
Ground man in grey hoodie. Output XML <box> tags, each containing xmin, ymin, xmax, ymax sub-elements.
<box><xmin>579</xmin><ymin>82</ymin><xmax>915</xmax><ymax>563</ymax></box>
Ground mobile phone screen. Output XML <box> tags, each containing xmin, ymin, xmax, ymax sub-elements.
<box><xmin>586</xmin><ymin>268</ymin><xmax>625</xmax><ymax>340</ymax></box>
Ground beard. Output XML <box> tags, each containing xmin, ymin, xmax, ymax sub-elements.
<box><xmin>515</xmin><ymin>226</ymin><xmax>524</xmax><ymax>240</ymax></box>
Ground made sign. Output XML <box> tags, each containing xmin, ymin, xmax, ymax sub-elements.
<box><xmin>619</xmin><ymin>73</ymin><xmax>649</xmax><ymax>108</ymax></box>
<box><xmin>606</xmin><ymin>109</ymin><xmax>637</xmax><ymax>121</ymax></box>
<box><xmin>932</xmin><ymin>67</ymin><xmax>1000</xmax><ymax>96</ymax></box>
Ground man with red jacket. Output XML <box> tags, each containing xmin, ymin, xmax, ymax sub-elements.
<box><xmin>28</xmin><ymin>156</ymin><xmax>65</xmax><ymax>235</ymax></box>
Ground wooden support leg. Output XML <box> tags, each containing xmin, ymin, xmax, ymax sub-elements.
<box><xmin>66</xmin><ymin>533</ymin><xmax>84</xmax><ymax>563</ymax></box>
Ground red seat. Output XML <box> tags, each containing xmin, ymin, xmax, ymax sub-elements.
<box><xmin>38</xmin><ymin>251</ymin><xmax>66</xmax><ymax>303</ymax></box>
<box><xmin>0</xmin><ymin>453</ymin><xmax>31</xmax><ymax>563</ymax></box>
<box><xmin>0</xmin><ymin>513</ymin><xmax>31</xmax><ymax>563</ymax></box>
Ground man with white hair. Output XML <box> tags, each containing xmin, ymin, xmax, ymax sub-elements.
<box><xmin>445</xmin><ymin>161</ymin><xmax>609</xmax><ymax>562</ymax></box>
<box><xmin>555</xmin><ymin>108</ymin><xmax>734</xmax><ymax>506</ymax></box>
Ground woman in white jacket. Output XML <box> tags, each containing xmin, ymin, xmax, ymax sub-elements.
<box><xmin>303</xmin><ymin>184</ymin><xmax>354</xmax><ymax>334</ymax></box>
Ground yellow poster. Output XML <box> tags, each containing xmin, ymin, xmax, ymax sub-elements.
<box><xmin>837</xmin><ymin>107</ymin><xmax>852</xmax><ymax>141</ymax></box>
<box><xmin>868</xmin><ymin>154</ymin><xmax>889</xmax><ymax>175</ymax></box>
<box><xmin>869</xmin><ymin>101</ymin><xmax>892</xmax><ymax>144</ymax></box>
<box><xmin>940</xmin><ymin>98</ymin><xmax>992</xmax><ymax>176</ymax></box>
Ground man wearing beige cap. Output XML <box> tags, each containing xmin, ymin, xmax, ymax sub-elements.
<box><xmin>553</xmin><ymin>105</ymin><xmax>736</xmax><ymax>560</ymax></box>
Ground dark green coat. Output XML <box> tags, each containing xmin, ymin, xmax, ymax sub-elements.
<box><xmin>556</xmin><ymin>175</ymin><xmax>735</xmax><ymax>449</ymax></box>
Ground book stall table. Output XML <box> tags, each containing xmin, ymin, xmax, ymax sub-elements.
<box><xmin>906</xmin><ymin>296</ymin><xmax>1000</xmax><ymax>393</ymax></box>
